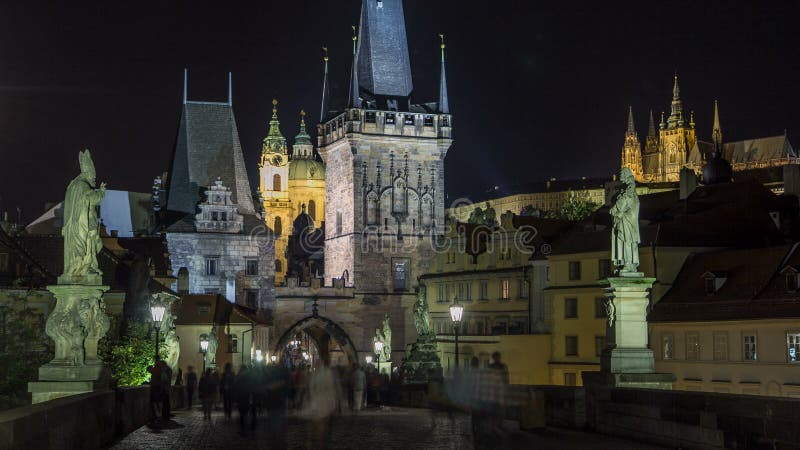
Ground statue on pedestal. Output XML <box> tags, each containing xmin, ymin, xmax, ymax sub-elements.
<box><xmin>413</xmin><ymin>284</ymin><xmax>434</xmax><ymax>340</ymax></box>
<box><xmin>61</xmin><ymin>150</ymin><xmax>106</xmax><ymax>283</ymax></box>
<box><xmin>206</xmin><ymin>327</ymin><xmax>218</xmax><ymax>369</ymax></box>
<box><xmin>153</xmin><ymin>292</ymin><xmax>180</xmax><ymax>378</ymax></box>
<box><xmin>610</xmin><ymin>167</ymin><xmax>640</xmax><ymax>275</ymax></box>
<box><xmin>400</xmin><ymin>285</ymin><xmax>443</xmax><ymax>384</ymax></box>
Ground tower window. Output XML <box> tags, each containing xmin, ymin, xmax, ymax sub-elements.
<box><xmin>246</xmin><ymin>259</ymin><xmax>259</xmax><ymax>276</ymax></box>
<box><xmin>205</xmin><ymin>257</ymin><xmax>219</xmax><ymax>276</ymax></box>
<box><xmin>273</xmin><ymin>174</ymin><xmax>282</xmax><ymax>191</ymax></box>
<box><xmin>336</xmin><ymin>212</ymin><xmax>343</xmax><ymax>236</ymax></box>
<box><xmin>275</xmin><ymin>259</ymin><xmax>283</xmax><ymax>273</ymax></box>
<box><xmin>274</xmin><ymin>217</ymin><xmax>282</xmax><ymax>237</ymax></box>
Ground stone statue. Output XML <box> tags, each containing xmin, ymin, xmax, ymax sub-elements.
<box><xmin>206</xmin><ymin>327</ymin><xmax>218</xmax><ymax>369</ymax></box>
<box><xmin>153</xmin><ymin>292</ymin><xmax>180</xmax><ymax>378</ymax></box>
<box><xmin>610</xmin><ymin>167</ymin><xmax>640</xmax><ymax>275</ymax></box>
<box><xmin>62</xmin><ymin>149</ymin><xmax>106</xmax><ymax>282</ymax></box>
<box><xmin>413</xmin><ymin>285</ymin><xmax>433</xmax><ymax>338</ymax></box>
<box><xmin>381</xmin><ymin>314</ymin><xmax>391</xmax><ymax>362</ymax></box>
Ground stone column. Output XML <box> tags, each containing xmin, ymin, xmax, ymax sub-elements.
<box><xmin>29</xmin><ymin>281</ymin><xmax>111</xmax><ymax>403</ymax></box>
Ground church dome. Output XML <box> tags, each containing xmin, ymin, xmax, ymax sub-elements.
<box><xmin>292</xmin><ymin>205</ymin><xmax>315</xmax><ymax>235</ymax></box>
<box><xmin>288</xmin><ymin>158</ymin><xmax>325</xmax><ymax>181</ymax></box>
<box><xmin>702</xmin><ymin>145</ymin><xmax>733</xmax><ymax>185</ymax></box>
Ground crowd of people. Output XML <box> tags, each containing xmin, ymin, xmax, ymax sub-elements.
<box><xmin>148</xmin><ymin>351</ymin><xmax>510</xmax><ymax>450</ymax></box>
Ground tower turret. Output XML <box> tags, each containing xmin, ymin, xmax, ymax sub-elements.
<box><xmin>712</xmin><ymin>99</ymin><xmax>722</xmax><ymax>146</ymax></box>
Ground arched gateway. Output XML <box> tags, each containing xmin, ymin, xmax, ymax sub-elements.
<box><xmin>274</xmin><ymin>315</ymin><xmax>358</xmax><ymax>367</ymax></box>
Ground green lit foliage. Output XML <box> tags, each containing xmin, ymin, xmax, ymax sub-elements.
<box><xmin>99</xmin><ymin>319</ymin><xmax>161</xmax><ymax>387</ymax></box>
<box><xmin>467</xmin><ymin>203</ymin><xmax>497</xmax><ymax>226</ymax></box>
<box><xmin>542</xmin><ymin>190</ymin><xmax>598</xmax><ymax>221</ymax></box>
<box><xmin>0</xmin><ymin>296</ymin><xmax>52</xmax><ymax>410</ymax></box>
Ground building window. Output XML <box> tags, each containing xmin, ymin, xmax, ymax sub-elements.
<box><xmin>423</xmin><ymin>115</ymin><xmax>434</xmax><ymax>127</ymax></box>
<box><xmin>273</xmin><ymin>174</ymin><xmax>282</xmax><ymax>191</ymax></box>
<box><xmin>598</xmin><ymin>259</ymin><xmax>612</xmax><ymax>279</ymax></box>
<box><xmin>509</xmin><ymin>318</ymin><xmax>526</xmax><ymax>335</ymax></box>
<box><xmin>246</xmin><ymin>259</ymin><xmax>259</xmax><ymax>276</ymax></box>
<box><xmin>743</xmin><ymin>334</ymin><xmax>757</xmax><ymax>361</ymax></box>
<box><xmin>518</xmin><ymin>279</ymin><xmax>529</xmax><ymax>299</ymax></box>
<box><xmin>564</xmin><ymin>298</ymin><xmax>578</xmax><ymax>319</ymax></box>
<box><xmin>385</xmin><ymin>113</ymin><xmax>396</xmax><ymax>124</ymax></box>
<box><xmin>308</xmin><ymin>200</ymin><xmax>317</xmax><ymax>220</ymax></box>
<box><xmin>704</xmin><ymin>277</ymin><xmax>716</xmax><ymax>294</ymax></box>
<box><xmin>0</xmin><ymin>253</ymin><xmax>7</xmax><ymax>271</ymax></box>
<box><xmin>563</xmin><ymin>372</ymin><xmax>577</xmax><ymax>386</ymax></box>
<box><xmin>565</xmin><ymin>336</ymin><xmax>578</xmax><ymax>356</ymax></box>
<box><xmin>274</xmin><ymin>217</ymin><xmax>282</xmax><ymax>236</ymax></box>
<box><xmin>197</xmin><ymin>304</ymin><xmax>211</xmax><ymax>315</ymax></box>
<box><xmin>198</xmin><ymin>333</ymin><xmax>209</xmax><ymax>353</ymax></box>
<box><xmin>246</xmin><ymin>290</ymin><xmax>258</xmax><ymax>309</ymax></box>
<box><xmin>788</xmin><ymin>332</ymin><xmax>800</xmax><ymax>362</ymax></box>
<box><xmin>662</xmin><ymin>333</ymin><xmax>674</xmax><ymax>360</ymax></box>
<box><xmin>211</xmin><ymin>211</ymin><xmax>219</xmax><ymax>221</ymax></box>
<box><xmin>787</xmin><ymin>272</ymin><xmax>799</xmax><ymax>292</ymax></box>
<box><xmin>177</xmin><ymin>267</ymin><xmax>189</xmax><ymax>293</ymax></box>
<box><xmin>492</xmin><ymin>319</ymin><xmax>508</xmax><ymax>335</ymax></box>
<box><xmin>275</xmin><ymin>259</ymin><xmax>283</xmax><ymax>273</ymax></box>
<box><xmin>393</xmin><ymin>259</ymin><xmax>408</xmax><ymax>291</ymax></box>
<box><xmin>479</xmin><ymin>281</ymin><xmax>488</xmax><ymax>300</ymax></box>
<box><xmin>438</xmin><ymin>284</ymin><xmax>450</xmax><ymax>303</ymax></box>
<box><xmin>205</xmin><ymin>257</ymin><xmax>219</xmax><ymax>276</ymax></box>
<box><xmin>337</xmin><ymin>212</ymin><xmax>343</xmax><ymax>236</ymax></box>
<box><xmin>457</xmin><ymin>282</ymin><xmax>471</xmax><ymax>301</ymax></box>
<box><xmin>568</xmin><ymin>261</ymin><xmax>581</xmax><ymax>281</ymax></box>
<box><xmin>227</xmin><ymin>334</ymin><xmax>239</xmax><ymax>353</ymax></box>
<box><xmin>713</xmin><ymin>332</ymin><xmax>728</xmax><ymax>361</ymax></box>
<box><xmin>686</xmin><ymin>332</ymin><xmax>700</xmax><ymax>360</ymax></box>
<box><xmin>595</xmin><ymin>336</ymin><xmax>606</xmax><ymax>357</ymax></box>
<box><xmin>546</xmin><ymin>266</ymin><xmax>550</xmax><ymax>282</ymax></box>
<box><xmin>500</xmin><ymin>279</ymin><xmax>510</xmax><ymax>300</ymax></box>
<box><xmin>594</xmin><ymin>297</ymin><xmax>606</xmax><ymax>318</ymax></box>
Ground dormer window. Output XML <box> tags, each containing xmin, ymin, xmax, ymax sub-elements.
<box><xmin>385</xmin><ymin>113</ymin><xmax>396</xmax><ymax>125</ymax></box>
<box><xmin>403</xmin><ymin>115</ymin><xmax>415</xmax><ymax>126</ymax></box>
<box><xmin>423</xmin><ymin>116</ymin><xmax>434</xmax><ymax>127</ymax></box>
<box><xmin>781</xmin><ymin>266</ymin><xmax>799</xmax><ymax>292</ymax></box>
<box><xmin>211</xmin><ymin>211</ymin><xmax>219</xmax><ymax>221</ymax></box>
<box><xmin>702</xmin><ymin>271</ymin><xmax>728</xmax><ymax>295</ymax></box>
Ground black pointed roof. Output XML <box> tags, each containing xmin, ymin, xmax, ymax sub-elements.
<box><xmin>356</xmin><ymin>0</ymin><xmax>413</xmax><ymax>99</ymax></box>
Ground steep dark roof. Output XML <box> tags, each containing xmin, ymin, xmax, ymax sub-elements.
<box><xmin>166</xmin><ymin>101</ymin><xmax>255</xmax><ymax>216</ymax></box>
<box><xmin>649</xmin><ymin>245</ymin><xmax>800</xmax><ymax>322</ymax></box>
<box><xmin>356</xmin><ymin>0</ymin><xmax>413</xmax><ymax>99</ymax></box>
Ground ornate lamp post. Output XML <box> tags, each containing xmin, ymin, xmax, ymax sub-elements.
<box><xmin>150</xmin><ymin>300</ymin><xmax>167</xmax><ymax>361</ymax></box>
<box><xmin>449</xmin><ymin>299</ymin><xmax>464</xmax><ymax>372</ymax></box>
<box><xmin>373</xmin><ymin>340</ymin><xmax>384</xmax><ymax>366</ymax></box>
<box><xmin>200</xmin><ymin>336</ymin><xmax>209</xmax><ymax>373</ymax></box>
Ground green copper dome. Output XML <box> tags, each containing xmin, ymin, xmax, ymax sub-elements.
<box><xmin>289</xmin><ymin>158</ymin><xmax>325</xmax><ymax>181</ymax></box>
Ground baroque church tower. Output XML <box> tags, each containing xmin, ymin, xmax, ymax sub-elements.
<box><xmin>318</xmin><ymin>0</ymin><xmax>453</xmax><ymax>292</ymax></box>
<box><xmin>259</xmin><ymin>100</ymin><xmax>291</xmax><ymax>284</ymax></box>
<box><xmin>656</xmin><ymin>75</ymin><xmax>696</xmax><ymax>182</ymax></box>
<box><xmin>621</xmin><ymin>106</ymin><xmax>643</xmax><ymax>180</ymax></box>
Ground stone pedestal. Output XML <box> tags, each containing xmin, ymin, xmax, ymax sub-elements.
<box><xmin>400</xmin><ymin>337</ymin><xmax>443</xmax><ymax>384</ymax></box>
<box><xmin>377</xmin><ymin>361</ymin><xmax>392</xmax><ymax>376</ymax></box>
<box><xmin>594</xmin><ymin>274</ymin><xmax>674</xmax><ymax>389</ymax></box>
<box><xmin>28</xmin><ymin>282</ymin><xmax>111</xmax><ymax>404</ymax></box>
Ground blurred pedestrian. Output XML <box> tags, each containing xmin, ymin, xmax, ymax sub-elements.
<box><xmin>265</xmin><ymin>362</ymin><xmax>291</xmax><ymax>449</ymax></box>
<box><xmin>146</xmin><ymin>363</ymin><xmax>161</xmax><ymax>422</ymax></box>
<box><xmin>199</xmin><ymin>368</ymin><xmax>217</xmax><ymax>420</ymax></box>
<box><xmin>234</xmin><ymin>366</ymin><xmax>252</xmax><ymax>434</ymax></box>
<box><xmin>174</xmin><ymin>368</ymin><xmax>184</xmax><ymax>409</ymax></box>
<box><xmin>302</xmin><ymin>359</ymin><xmax>337</xmax><ymax>449</ymax></box>
<box><xmin>185</xmin><ymin>366</ymin><xmax>197</xmax><ymax>410</ymax></box>
<box><xmin>220</xmin><ymin>363</ymin><xmax>235</xmax><ymax>420</ymax></box>
<box><xmin>158</xmin><ymin>360</ymin><xmax>173</xmax><ymax>422</ymax></box>
<box><xmin>351</xmin><ymin>363</ymin><xmax>365</xmax><ymax>413</ymax></box>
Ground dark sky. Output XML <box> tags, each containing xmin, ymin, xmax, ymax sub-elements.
<box><xmin>2</xmin><ymin>1</ymin><xmax>800</xmax><ymax>223</ymax></box>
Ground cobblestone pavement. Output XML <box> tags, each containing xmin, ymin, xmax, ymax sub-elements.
<box><xmin>109</xmin><ymin>406</ymin><xmax>667</xmax><ymax>450</ymax></box>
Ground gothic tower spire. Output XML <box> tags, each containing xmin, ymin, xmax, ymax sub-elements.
<box><xmin>438</xmin><ymin>34</ymin><xmax>450</xmax><ymax>114</ymax></box>
<box><xmin>348</xmin><ymin>26</ymin><xmax>361</xmax><ymax>108</ymax></box>
<box><xmin>621</xmin><ymin>106</ymin><xmax>643</xmax><ymax>180</ymax></box>
<box><xmin>667</xmin><ymin>73</ymin><xmax>685</xmax><ymax>127</ymax></box>
<box><xmin>356</xmin><ymin>0</ymin><xmax>413</xmax><ymax>101</ymax></box>
<box><xmin>626</xmin><ymin>105</ymin><xmax>636</xmax><ymax>134</ymax></box>
<box><xmin>647</xmin><ymin>109</ymin><xmax>656</xmax><ymax>138</ymax></box>
<box><xmin>320</xmin><ymin>47</ymin><xmax>330</xmax><ymax>122</ymax></box>
<box><xmin>712</xmin><ymin>99</ymin><xmax>722</xmax><ymax>146</ymax></box>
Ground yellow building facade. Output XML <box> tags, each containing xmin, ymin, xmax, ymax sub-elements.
<box><xmin>259</xmin><ymin>105</ymin><xmax>325</xmax><ymax>285</ymax></box>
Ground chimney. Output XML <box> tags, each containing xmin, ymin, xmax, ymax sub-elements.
<box><xmin>679</xmin><ymin>167</ymin><xmax>697</xmax><ymax>200</ymax></box>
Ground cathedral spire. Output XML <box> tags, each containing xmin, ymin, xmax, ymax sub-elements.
<box><xmin>320</xmin><ymin>47</ymin><xmax>330</xmax><ymax>122</ymax></box>
<box><xmin>648</xmin><ymin>109</ymin><xmax>656</xmax><ymax>137</ymax></box>
<box><xmin>712</xmin><ymin>99</ymin><xmax>722</xmax><ymax>146</ymax></box>
<box><xmin>263</xmin><ymin>99</ymin><xmax>287</xmax><ymax>155</ymax></box>
<box><xmin>182</xmin><ymin>68</ymin><xmax>188</xmax><ymax>105</ymax></box>
<box><xmin>438</xmin><ymin>34</ymin><xmax>450</xmax><ymax>114</ymax></box>
<box><xmin>348</xmin><ymin>26</ymin><xmax>361</xmax><ymax>109</ymax></box>
<box><xmin>667</xmin><ymin>73</ymin><xmax>685</xmax><ymax>128</ymax></box>
<box><xmin>626</xmin><ymin>105</ymin><xmax>635</xmax><ymax>135</ymax></box>
<box><xmin>356</xmin><ymin>0</ymin><xmax>413</xmax><ymax>99</ymax></box>
<box><xmin>228</xmin><ymin>72</ymin><xmax>232</xmax><ymax>106</ymax></box>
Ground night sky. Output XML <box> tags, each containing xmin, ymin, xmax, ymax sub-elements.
<box><xmin>2</xmin><ymin>1</ymin><xmax>799</xmax><ymax>223</ymax></box>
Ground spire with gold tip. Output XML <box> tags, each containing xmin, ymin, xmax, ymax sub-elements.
<box><xmin>263</xmin><ymin>98</ymin><xmax>287</xmax><ymax>155</ymax></box>
<box><xmin>439</xmin><ymin>34</ymin><xmax>450</xmax><ymax>114</ymax></box>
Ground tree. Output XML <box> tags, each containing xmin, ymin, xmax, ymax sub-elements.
<box><xmin>99</xmin><ymin>318</ymin><xmax>161</xmax><ymax>387</ymax></box>
<box><xmin>555</xmin><ymin>190</ymin><xmax>598</xmax><ymax>221</ymax></box>
<box><xmin>467</xmin><ymin>203</ymin><xmax>497</xmax><ymax>226</ymax></box>
<box><xmin>0</xmin><ymin>294</ymin><xmax>52</xmax><ymax>410</ymax></box>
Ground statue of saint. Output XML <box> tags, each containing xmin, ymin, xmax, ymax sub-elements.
<box><xmin>381</xmin><ymin>314</ymin><xmax>392</xmax><ymax>362</ymax></box>
<box><xmin>610</xmin><ymin>168</ymin><xmax>640</xmax><ymax>275</ymax></box>
<box><xmin>62</xmin><ymin>150</ymin><xmax>106</xmax><ymax>280</ymax></box>
<box><xmin>206</xmin><ymin>327</ymin><xmax>218</xmax><ymax>368</ymax></box>
<box><xmin>413</xmin><ymin>285</ymin><xmax>433</xmax><ymax>337</ymax></box>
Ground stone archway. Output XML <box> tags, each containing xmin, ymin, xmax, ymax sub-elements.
<box><xmin>274</xmin><ymin>315</ymin><xmax>358</xmax><ymax>367</ymax></box>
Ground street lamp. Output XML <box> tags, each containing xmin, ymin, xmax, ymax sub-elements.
<box><xmin>149</xmin><ymin>300</ymin><xmax>167</xmax><ymax>361</ymax></box>
<box><xmin>449</xmin><ymin>299</ymin><xmax>464</xmax><ymax>372</ymax></box>
<box><xmin>373</xmin><ymin>340</ymin><xmax>384</xmax><ymax>364</ymax></box>
<box><xmin>200</xmin><ymin>336</ymin><xmax>209</xmax><ymax>373</ymax></box>
<box><xmin>270</xmin><ymin>355</ymin><xmax>277</xmax><ymax>364</ymax></box>
<box><xmin>365</xmin><ymin>355</ymin><xmax>373</xmax><ymax>365</ymax></box>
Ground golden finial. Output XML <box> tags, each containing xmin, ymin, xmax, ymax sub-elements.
<box><xmin>300</xmin><ymin>109</ymin><xmax>306</xmax><ymax>126</ymax></box>
<box><xmin>322</xmin><ymin>46</ymin><xmax>329</xmax><ymax>62</ymax></box>
<box><xmin>272</xmin><ymin>98</ymin><xmax>278</xmax><ymax>114</ymax></box>
<box><xmin>439</xmin><ymin>33</ymin><xmax>445</xmax><ymax>50</ymax></box>
<box><xmin>352</xmin><ymin>25</ymin><xmax>357</xmax><ymax>42</ymax></box>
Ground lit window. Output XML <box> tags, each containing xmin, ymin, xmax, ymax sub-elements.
<box><xmin>500</xmin><ymin>279</ymin><xmax>510</xmax><ymax>300</ymax></box>
<box><xmin>565</xmin><ymin>298</ymin><xmax>578</xmax><ymax>319</ymax></box>
<box><xmin>568</xmin><ymin>261</ymin><xmax>581</xmax><ymax>281</ymax></box>
<box><xmin>686</xmin><ymin>332</ymin><xmax>700</xmax><ymax>360</ymax></box>
<box><xmin>565</xmin><ymin>336</ymin><xmax>578</xmax><ymax>356</ymax></box>
<box><xmin>788</xmin><ymin>333</ymin><xmax>800</xmax><ymax>363</ymax></box>
<box><xmin>743</xmin><ymin>334</ymin><xmax>757</xmax><ymax>361</ymax></box>
<box><xmin>246</xmin><ymin>259</ymin><xmax>259</xmax><ymax>276</ymax></box>
<box><xmin>662</xmin><ymin>333</ymin><xmax>674</xmax><ymax>360</ymax></box>
<box><xmin>205</xmin><ymin>257</ymin><xmax>219</xmax><ymax>276</ymax></box>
